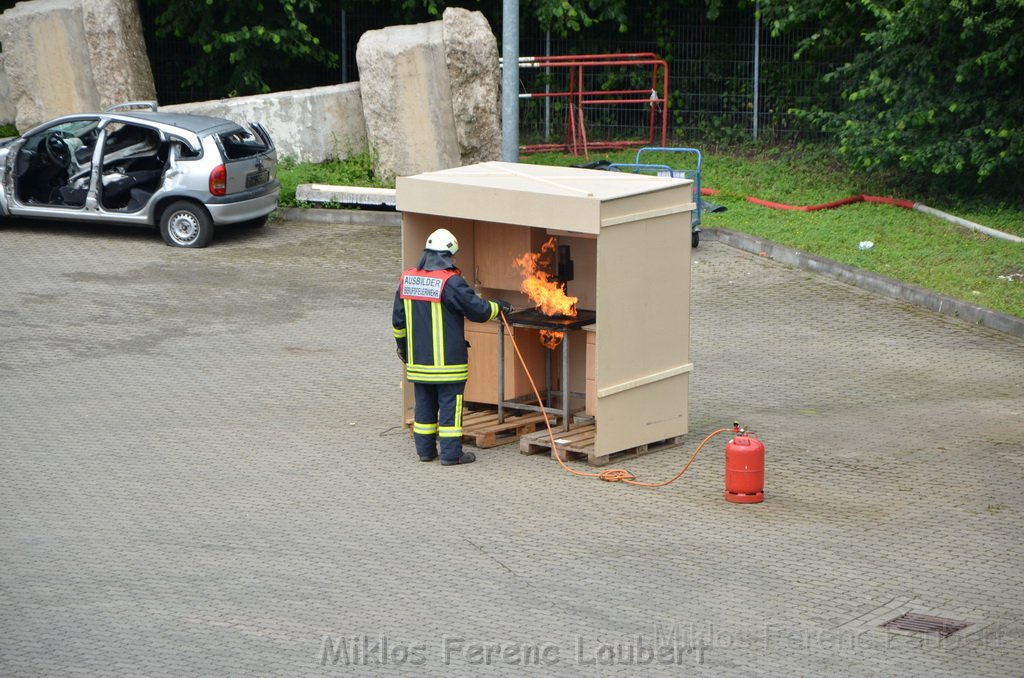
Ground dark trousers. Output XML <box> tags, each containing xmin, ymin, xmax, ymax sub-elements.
<box><xmin>412</xmin><ymin>382</ymin><xmax>465</xmax><ymax>461</ymax></box>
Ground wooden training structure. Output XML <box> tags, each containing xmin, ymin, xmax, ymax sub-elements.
<box><xmin>396</xmin><ymin>162</ymin><xmax>694</xmax><ymax>462</ymax></box>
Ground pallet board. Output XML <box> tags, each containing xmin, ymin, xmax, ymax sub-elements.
<box><xmin>461</xmin><ymin>409</ymin><xmax>548</xmax><ymax>448</ymax></box>
<box><xmin>519</xmin><ymin>422</ymin><xmax>685</xmax><ymax>467</ymax></box>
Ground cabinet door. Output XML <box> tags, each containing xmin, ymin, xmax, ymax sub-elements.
<box><xmin>465</xmin><ymin>323</ymin><xmax>547</xmax><ymax>405</ymax></box>
<box><xmin>465</xmin><ymin>325</ymin><xmax>501</xmax><ymax>404</ymax></box>
<box><xmin>473</xmin><ymin>222</ymin><xmax>549</xmax><ymax>291</ymax></box>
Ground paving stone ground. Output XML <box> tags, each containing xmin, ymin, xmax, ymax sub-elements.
<box><xmin>1</xmin><ymin>217</ymin><xmax>1022</xmax><ymax>677</ymax></box>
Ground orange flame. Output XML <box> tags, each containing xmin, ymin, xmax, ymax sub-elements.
<box><xmin>539</xmin><ymin>329</ymin><xmax>564</xmax><ymax>349</ymax></box>
<box><xmin>513</xmin><ymin>237</ymin><xmax>578</xmax><ymax>318</ymax></box>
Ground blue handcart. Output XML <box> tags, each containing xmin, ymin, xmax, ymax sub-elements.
<box><xmin>608</xmin><ymin>147</ymin><xmax>703</xmax><ymax>248</ymax></box>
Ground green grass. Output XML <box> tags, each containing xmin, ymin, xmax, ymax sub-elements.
<box><xmin>277</xmin><ymin>153</ymin><xmax>388</xmax><ymax>208</ymax></box>
<box><xmin>0</xmin><ymin>124</ymin><xmax>17</xmax><ymax>138</ymax></box>
<box><xmin>276</xmin><ymin>146</ymin><xmax>1024</xmax><ymax>319</ymax></box>
<box><xmin>708</xmin><ymin>151</ymin><xmax>1023</xmax><ymax>320</ymax></box>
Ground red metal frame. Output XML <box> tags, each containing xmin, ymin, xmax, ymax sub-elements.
<box><xmin>516</xmin><ymin>53</ymin><xmax>669</xmax><ymax>157</ymax></box>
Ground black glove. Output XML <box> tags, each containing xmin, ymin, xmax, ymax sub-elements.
<box><xmin>396</xmin><ymin>344</ymin><xmax>408</xmax><ymax>364</ymax></box>
<box><xmin>496</xmin><ymin>300</ymin><xmax>513</xmax><ymax>316</ymax></box>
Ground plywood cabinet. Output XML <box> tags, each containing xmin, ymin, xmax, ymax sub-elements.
<box><xmin>464</xmin><ymin>321</ymin><xmax>547</xmax><ymax>405</ymax></box>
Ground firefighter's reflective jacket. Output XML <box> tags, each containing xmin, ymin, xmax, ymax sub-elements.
<box><xmin>393</xmin><ymin>258</ymin><xmax>499</xmax><ymax>384</ymax></box>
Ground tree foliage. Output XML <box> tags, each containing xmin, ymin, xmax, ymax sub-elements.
<box><xmin>144</xmin><ymin>0</ymin><xmax>339</xmax><ymax>96</ymax></box>
<box><xmin>530</xmin><ymin>0</ymin><xmax>628</xmax><ymax>35</ymax></box>
<box><xmin>762</xmin><ymin>0</ymin><xmax>1024</xmax><ymax>186</ymax></box>
<box><xmin>394</xmin><ymin>0</ymin><xmax>629</xmax><ymax>35</ymax></box>
<box><xmin>135</xmin><ymin>0</ymin><xmax>1022</xmax><ymax>190</ymax></box>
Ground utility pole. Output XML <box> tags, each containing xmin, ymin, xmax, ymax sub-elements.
<box><xmin>501</xmin><ymin>0</ymin><xmax>519</xmax><ymax>162</ymax></box>
<box><xmin>753</xmin><ymin>1</ymin><xmax>761</xmax><ymax>142</ymax></box>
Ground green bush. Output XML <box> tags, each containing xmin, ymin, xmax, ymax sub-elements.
<box><xmin>763</xmin><ymin>0</ymin><xmax>1024</xmax><ymax>190</ymax></box>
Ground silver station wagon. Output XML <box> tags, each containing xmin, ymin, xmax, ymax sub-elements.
<box><xmin>0</xmin><ymin>102</ymin><xmax>279</xmax><ymax>248</ymax></box>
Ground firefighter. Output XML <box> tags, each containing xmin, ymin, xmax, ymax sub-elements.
<box><xmin>393</xmin><ymin>228</ymin><xmax>511</xmax><ymax>465</ymax></box>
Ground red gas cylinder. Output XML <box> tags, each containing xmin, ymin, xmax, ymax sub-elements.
<box><xmin>725</xmin><ymin>434</ymin><xmax>765</xmax><ymax>503</ymax></box>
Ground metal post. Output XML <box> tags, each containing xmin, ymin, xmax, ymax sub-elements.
<box><xmin>497</xmin><ymin>324</ymin><xmax>506</xmax><ymax>423</ymax></box>
<box><xmin>545</xmin><ymin>344</ymin><xmax>552</xmax><ymax>407</ymax></box>
<box><xmin>753</xmin><ymin>2</ymin><xmax>761</xmax><ymax>142</ymax></box>
<box><xmin>561</xmin><ymin>331</ymin><xmax>570</xmax><ymax>431</ymax></box>
<box><xmin>544</xmin><ymin>29</ymin><xmax>551</xmax><ymax>142</ymax></box>
<box><xmin>501</xmin><ymin>0</ymin><xmax>520</xmax><ymax>162</ymax></box>
<box><xmin>340</xmin><ymin>9</ymin><xmax>348</xmax><ymax>83</ymax></box>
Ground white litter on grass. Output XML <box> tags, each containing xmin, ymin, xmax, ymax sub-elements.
<box><xmin>998</xmin><ymin>273</ymin><xmax>1023</xmax><ymax>283</ymax></box>
<box><xmin>858</xmin><ymin>241</ymin><xmax>874</xmax><ymax>250</ymax></box>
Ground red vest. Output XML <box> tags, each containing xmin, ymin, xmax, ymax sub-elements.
<box><xmin>399</xmin><ymin>268</ymin><xmax>459</xmax><ymax>302</ymax></box>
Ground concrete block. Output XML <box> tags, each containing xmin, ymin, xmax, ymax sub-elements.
<box><xmin>355</xmin><ymin>10</ymin><xmax>502</xmax><ymax>181</ymax></box>
<box><xmin>0</xmin><ymin>54</ymin><xmax>14</xmax><ymax>126</ymax></box>
<box><xmin>356</xmin><ymin>20</ymin><xmax>461</xmax><ymax>183</ymax></box>
<box><xmin>163</xmin><ymin>83</ymin><xmax>367</xmax><ymax>164</ymax></box>
<box><xmin>81</xmin><ymin>0</ymin><xmax>154</xmax><ymax>111</ymax></box>
<box><xmin>442</xmin><ymin>7</ymin><xmax>501</xmax><ymax>166</ymax></box>
<box><xmin>0</xmin><ymin>0</ymin><xmax>155</xmax><ymax>132</ymax></box>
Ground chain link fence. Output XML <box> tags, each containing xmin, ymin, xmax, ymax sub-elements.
<box><xmin>516</xmin><ymin>6</ymin><xmax>849</xmax><ymax>147</ymax></box>
<box><xmin>142</xmin><ymin>4</ymin><xmax>848</xmax><ymax>148</ymax></box>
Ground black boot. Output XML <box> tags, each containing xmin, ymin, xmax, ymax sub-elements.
<box><xmin>441</xmin><ymin>452</ymin><xmax>476</xmax><ymax>466</ymax></box>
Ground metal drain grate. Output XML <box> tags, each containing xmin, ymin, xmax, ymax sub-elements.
<box><xmin>882</xmin><ymin>612</ymin><xmax>971</xmax><ymax>638</ymax></box>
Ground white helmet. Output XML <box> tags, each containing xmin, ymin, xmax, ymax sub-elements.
<box><xmin>425</xmin><ymin>228</ymin><xmax>459</xmax><ymax>255</ymax></box>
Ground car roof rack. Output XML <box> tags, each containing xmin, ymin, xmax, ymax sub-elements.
<box><xmin>104</xmin><ymin>101</ymin><xmax>159</xmax><ymax>113</ymax></box>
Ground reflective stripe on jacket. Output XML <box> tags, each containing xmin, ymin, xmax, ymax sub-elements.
<box><xmin>393</xmin><ymin>267</ymin><xmax>499</xmax><ymax>384</ymax></box>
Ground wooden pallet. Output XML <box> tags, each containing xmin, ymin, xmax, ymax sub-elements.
<box><xmin>461</xmin><ymin>408</ymin><xmax>548</xmax><ymax>448</ymax></box>
<box><xmin>519</xmin><ymin>422</ymin><xmax>686</xmax><ymax>467</ymax></box>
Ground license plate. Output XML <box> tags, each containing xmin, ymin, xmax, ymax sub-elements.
<box><xmin>246</xmin><ymin>168</ymin><xmax>269</xmax><ymax>188</ymax></box>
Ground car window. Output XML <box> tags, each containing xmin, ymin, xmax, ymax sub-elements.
<box><xmin>51</xmin><ymin>119</ymin><xmax>100</xmax><ymax>139</ymax></box>
<box><xmin>28</xmin><ymin>119</ymin><xmax>99</xmax><ymax>149</ymax></box>
<box><xmin>26</xmin><ymin>118</ymin><xmax>101</xmax><ymax>176</ymax></box>
<box><xmin>103</xmin><ymin>121</ymin><xmax>160</xmax><ymax>156</ymax></box>
<box><xmin>218</xmin><ymin>125</ymin><xmax>269</xmax><ymax>160</ymax></box>
<box><xmin>178</xmin><ymin>142</ymin><xmax>201</xmax><ymax>159</ymax></box>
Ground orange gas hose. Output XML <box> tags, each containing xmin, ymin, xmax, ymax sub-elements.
<box><xmin>499</xmin><ymin>313</ymin><xmax>729</xmax><ymax>487</ymax></box>
<box><xmin>744</xmin><ymin>193</ymin><xmax>916</xmax><ymax>211</ymax></box>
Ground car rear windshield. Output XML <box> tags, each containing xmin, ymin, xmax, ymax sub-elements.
<box><xmin>218</xmin><ymin>125</ymin><xmax>270</xmax><ymax>160</ymax></box>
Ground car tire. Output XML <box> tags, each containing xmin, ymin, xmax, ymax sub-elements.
<box><xmin>160</xmin><ymin>200</ymin><xmax>214</xmax><ymax>248</ymax></box>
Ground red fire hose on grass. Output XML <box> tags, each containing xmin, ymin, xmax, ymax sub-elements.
<box><xmin>702</xmin><ymin>188</ymin><xmax>1023</xmax><ymax>243</ymax></box>
<box><xmin>744</xmin><ymin>193</ymin><xmax>914</xmax><ymax>211</ymax></box>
